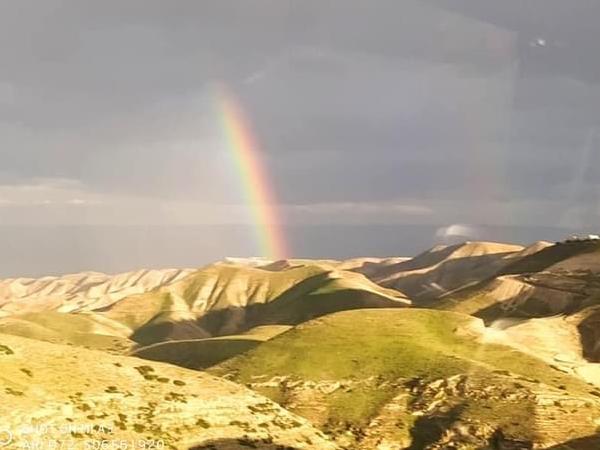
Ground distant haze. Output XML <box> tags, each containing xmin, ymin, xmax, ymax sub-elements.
<box><xmin>0</xmin><ymin>224</ymin><xmax>589</xmax><ymax>278</ymax></box>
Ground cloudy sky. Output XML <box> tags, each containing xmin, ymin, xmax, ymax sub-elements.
<box><xmin>1</xmin><ymin>0</ymin><xmax>599</xmax><ymax>274</ymax></box>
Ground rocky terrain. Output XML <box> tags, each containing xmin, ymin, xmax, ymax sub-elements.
<box><xmin>1</xmin><ymin>240</ymin><xmax>600</xmax><ymax>449</ymax></box>
<box><xmin>0</xmin><ymin>333</ymin><xmax>336</xmax><ymax>450</ymax></box>
<box><xmin>438</xmin><ymin>240</ymin><xmax>600</xmax><ymax>388</ymax></box>
<box><xmin>213</xmin><ymin>309</ymin><xmax>600</xmax><ymax>449</ymax></box>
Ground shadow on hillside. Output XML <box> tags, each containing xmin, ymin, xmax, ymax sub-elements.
<box><xmin>196</xmin><ymin>270</ymin><xmax>408</xmax><ymax>337</ymax></box>
<box><xmin>133</xmin><ymin>337</ymin><xmax>260</xmax><ymax>370</ymax></box>
<box><xmin>371</xmin><ymin>243</ymin><xmax>465</xmax><ymax>275</ymax></box>
<box><xmin>375</xmin><ymin>252</ymin><xmax>515</xmax><ymax>303</ymax></box>
<box><xmin>473</xmin><ymin>293</ymin><xmax>578</xmax><ymax>324</ymax></box>
<box><xmin>408</xmin><ymin>404</ymin><xmax>466</xmax><ymax>450</ymax></box>
<box><xmin>545</xmin><ymin>434</ymin><xmax>600</xmax><ymax>450</ymax></box>
<box><xmin>500</xmin><ymin>241</ymin><xmax>600</xmax><ymax>275</ymax></box>
<box><xmin>198</xmin><ymin>289</ymin><xmax>405</xmax><ymax>336</ymax></box>
<box><xmin>472</xmin><ymin>285</ymin><xmax>592</xmax><ymax>325</ymax></box>
<box><xmin>131</xmin><ymin>318</ymin><xmax>211</xmax><ymax>346</ymax></box>
<box><xmin>578</xmin><ymin>308</ymin><xmax>600</xmax><ymax>362</ymax></box>
<box><xmin>407</xmin><ymin>402</ymin><xmax>539</xmax><ymax>450</ymax></box>
<box><xmin>188</xmin><ymin>438</ymin><xmax>301</xmax><ymax>449</ymax></box>
<box><xmin>126</xmin><ymin>270</ymin><xmax>408</xmax><ymax>355</ymax></box>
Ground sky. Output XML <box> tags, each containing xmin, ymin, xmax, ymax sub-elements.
<box><xmin>1</xmin><ymin>0</ymin><xmax>600</xmax><ymax>274</ymax></box>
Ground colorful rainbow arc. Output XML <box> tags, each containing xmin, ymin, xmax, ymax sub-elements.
<box><xmin>216</xmin><ymin>84</ymin><xmax>290</xmax><ymax>260</ymax></box>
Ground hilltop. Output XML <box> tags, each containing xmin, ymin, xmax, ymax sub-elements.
<box><xmin>359</xmin><ymin>241</ymin><xmax>539</xmax><ymax>302</ymax></box>
<box><xmin>438</xmin><ymin>240</ymin><xmax>600</xmax><ymax>386</ymax></box>
<box><xmin>213</xmin><ymin>308</ymin><xmax>600</xmax><ymax>449</ymax></box>
<box><xmin>0</xmin><ymin>268</ymin><xmax>194</xmax><ymax>316</ymax></box>
<box><xmin>0</xmin><ymin>262</ymin><xmax>409</xmax><ymax>353</ymax></box>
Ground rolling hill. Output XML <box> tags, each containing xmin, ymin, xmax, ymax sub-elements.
<box><xmin>0</xmin><ymin>262</ymin><xmax>409</xmax><ymax>352</ymax></box>
<box><xmin>0</xmin><ymin>332</ymin><xmax>338</xmax><ymax>449</ymax></box>
<box><xmin>3</xmin><ymin>240</ymin><xmax>600</xmax><ymax>448</ymax></box>
<box><xmin>0</xmin><ymin>268</ymin><xmax>194</xmax><ymax>317</ymax></box>
<box><xmin>132</xmin><ymin>325</ymin><xmax>292</xmax><ymax>370</ymax></box>
<box><xmin>438</xmin><ymin>240</ymin><xmax>600</xmax><ymax>387</ymax></box>
<box><xmin>357</xmin><ymin>241</ymin><xmax>548</xmax><ymax>302</ymax></box>
<box><xmin>212</xmin><ymin>308</ymin><xmax>600</xmax><ymax>449</ymax></box>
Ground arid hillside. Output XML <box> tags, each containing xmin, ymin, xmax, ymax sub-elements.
<box><xmin>2</xmin><ymin>241</ymin><xmax>600</xmax><ymax>449</ymax></box>
<box><xmin>0</xmin><ymin>333</ymin><xmax>338</xmax><ymax>449</ymax></box>
<box><xmin>0</xmin><ymin>262</ymin><xmax>409</xmax><ymax>353</ymax></box>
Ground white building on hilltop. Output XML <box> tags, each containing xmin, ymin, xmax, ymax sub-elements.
<box><xmin>565</xmin><ymin>234</ymin><xmax>600</xmax><ymax>242</ymax></box>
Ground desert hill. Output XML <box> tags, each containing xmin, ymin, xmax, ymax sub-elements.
<box><xmin>247</xmin><ymin>242</ymin><xmax>530</xmax><ymax>302</ymax></box>
<box><xmin>0</xmin><ymin>262</ymin><xmax>409</xmax><ymax>352</ymax></box>
<box><xmin>438</xmin><ymin>240</ymin><xmax>600</xmax><ymax>387</ymax></box>
<box><xmin>0</xmin><ymin>332</ymin><xmax>338</xmax><ymax>449</ymax></box>
<box><xmin>0</xmin><ymin>268</ymin><xmax>193</xmax><ymax>317</ymax></box>
<box><xmin>3</xmin><ymin>241</ymin><xmax>600</xmax><ymax>448</ymax></box>
<box><xmin>357</xmin><ymin>241</ymin><xmax>544</xmax><ymax>302</ymax></box>
<box><xmin>99</xmin><ymin>263</ymin><xmax>409</xmax><ymax>346</ymax></box>
<box><xmin>213</xmin><ymin>308</ymin><xmax>600</xmax><ymax>449</ymax></box>
<box><xmin>438</xmin><ymin>240</ymin><xmax>600</xmax><ymax>327</ymax></box>
<box><xmin>260</xmin><ymin>256</ymin><xmax>412</xmax><ymax>274</ymax></box>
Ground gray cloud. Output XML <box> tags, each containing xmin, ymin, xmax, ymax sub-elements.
<box><xmin>1</xmin><ymin>0</ymin><xmax>599</xmax><ymax>231</ymax></box>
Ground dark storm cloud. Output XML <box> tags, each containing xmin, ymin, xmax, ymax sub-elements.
<box><xmin>0</xmin><ymin>0</ymin><xmax>599</xmax><ymax>227</ymax></box>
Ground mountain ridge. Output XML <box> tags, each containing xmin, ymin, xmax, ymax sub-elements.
<box><xmin>3</xmin><ymin>240</ymin><xmax>600</xmax><ymax>449</ymax></box>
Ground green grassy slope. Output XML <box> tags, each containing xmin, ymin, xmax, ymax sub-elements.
<box><xmin>0</xmin><ymin>311</ymin><xmax>135</xmax><ymax>353</ymax></box>
<box><xmin>107</xmin><ymin>264</ymin><xmax>408</xmax><ymax>345</ymax></box>
<box><xmin>131</xmin><ymin>325</ymin><xmax>291</xmax><ymax>370</ymax></box>
<box><xmin>0</xmin><ymin>332</ymin><xmax>338</xmax><ymax>450</ymax></box>
<box><xmin>0</xmin><ymin>263</ymin><xmax>409</xmax><ymax>355</ymax></box>
<box><xmin>213</xmin><ymin>309</ymin><xmax>600</xmax><ymax>449</ymax></box>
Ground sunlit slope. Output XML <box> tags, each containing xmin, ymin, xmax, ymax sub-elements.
<box><xmin>213</xmin><ymin>309</ymin><xmax>600</xmax><ymax>449</ymax></box>
<box><xmin>0</xmin><ymin>263</ymin><xmax>409</xmax><ymax>349</ymax></box>
<box><xmin>438</xmin><ymin>241</ymin><xmax>600</xmax><ymax>322</ymax></box>
<box><xmin>0</xmin><ymin>268</ymin><xmax>196</xmax><ymax>352</ymax></box>
<box><xmin>0</xmin><ymin>268</ymin><xmax>193</xmax><ymax>317</ymax></box>
<box><xmin>361</xmin><ymin>241</ymin><xmax>540</xmax><ymax>302</ymax></box>
<box><xmin>0</xmin><ymin>311</ymin><xmax>134</xmax><ymax>353</ymax></box>
<box><xmin>435</xmin><ymin>240</ymin><xmax>600</xmax><ymax>386</ymax></box>
<box><xmin>106</xmin><ymin>264</ymin><xmax>409</xmax><ymax>345</ymax></box>
<box><xmin>256</xmin><ymin>256</ymin><xmax>411</xmax><ymax>274</ymax></box>
<box><xmin>0</xmin><ymin>333</ymin><xmax>338</xmax><ymax>450</ymax></box>
<box><xmin>476</xmin><ymin>310</ymin><xmax>600</xmax><ymax>388</ymax></box>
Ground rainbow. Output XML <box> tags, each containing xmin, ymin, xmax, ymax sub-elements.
<box><xmin>215</xmin><ymin>84</ymin><xmax>290</xmax><ymax>260</ymax></box>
